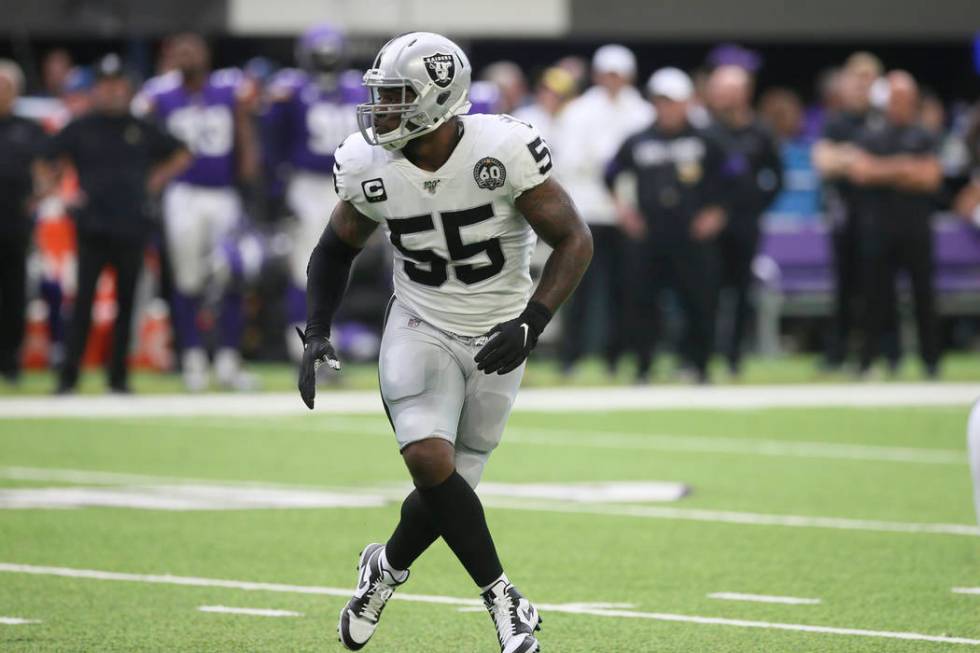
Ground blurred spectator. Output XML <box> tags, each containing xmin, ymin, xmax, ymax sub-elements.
<box><xmin>41</xmin><ymin>49</ymin><xmax>72</xmax><ymax>96</ymax></box>
<box><xmin>706</xmin><ymin>65</ymin><xmax>783</xmax><ymax>376</ymax></box>
<box><xmin>38</xmin><ymin>54</ymin><xmax>191</xmax><ymax>394</ymax></box>
<box><xmin>553</xmin><ymin>44</ymin><xmax>653</xmax><ymax>377</ymax></box>
<box><xmin>706</xmin><ymin>43</ymin><xmax>762</xmax><ymax>74</ymax></box>
<box><xmin>555</xmin><ymin>56</ymin><xmax>589</xmax><ymax>95</ymax></box>
<box><xmin>134</xmin><ymin>33</ymin><xmax>261</xmax><ymax>392</ymax></box>
<box><xmin>262</xmin><ymin>24</ymin><xmax>360</xmax><ymax>362</ymax></box>
<box><xmin>759</xmin><ymin>87</ymin><xmax>820</xmax><ymax>222</ymax></box>
<box><xmin>954</xmin><ymin>101</ymin><xmax>980</xmax><ymax>226</ymax></box>
<box><xmin>812</xmin><ymin>51</ymin><xmax>883</xmax><ymax>369</ymax></box>
<box><xmin>605</xmin><ymin>68</ymin><xmax>727</xmax><ymax>384</ymax></box>
<box><xmin>480</xmin><ymin>61</ymin><xmax>527</xmax><ymax>114</ymax></box>
<box><xmin>512</xmin><ymin>66</ymin><xmax>576</xmax><ymax>144</ymax></box>
<box><xmin>802</xmin><ymin>67</ymin><xmax>843</xmax><ymax>141</ymax></box>
<box><xmin>850</xmin><ymin>71</ymin><xmax>943</xmax><ymax>378</ymax></box>
<box><xmin>0</xmin><ymin>60</ymin><xmax>46</xmax><ymax>384</ymax></box>
<box><xmin>920</xmin><ymin>90</ymin><xmax>946</xmax><ymax>136</ymax></box>
<box><xmin>61</xmin><ymin>67</ymin><xmax>94</xmax><ymax>119</ymax></box>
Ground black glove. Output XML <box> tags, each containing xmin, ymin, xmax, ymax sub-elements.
<box><xmin>474</xmin><ymin>301</ymin><xmax>552</xmax><ymax>375</ymax></box>
<box><xmin>296</xmin><ymin>326</ymin><xmax>340</xmax><ymax>409</ymax></box>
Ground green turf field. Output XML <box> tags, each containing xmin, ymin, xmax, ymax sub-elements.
<box><xmin>0</xmin><ymin>398</ymin><xmax>978</xmax><ymax>651</ymax></box>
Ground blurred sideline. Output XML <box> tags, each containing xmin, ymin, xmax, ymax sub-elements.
<box><xmin>1</xmin><ymin>382</ymin><xmax>978</xmax><ymax>418</ymax></box>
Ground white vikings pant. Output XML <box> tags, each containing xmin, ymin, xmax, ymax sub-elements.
<box><xmin>286</xmin><ymin>171</ymin><xmax>340</xmax><ymax>287</ymax></box>
<box><xmin>969</xmin><ymin>400</ymin><xmax>980</xmax><ymax>525</ymax></box>
<box><xmin>163</xmin><ymin>183</ymin><xmax>242</xmax><ymax>294</ymax></box>
<box><xmin>378</xmin><ymin>298</ymin><xmax>524</xmax><ymax>489</ymax></box>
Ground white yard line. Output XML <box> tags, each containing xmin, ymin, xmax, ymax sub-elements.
<box><xmin>0</xmin><ymin>616</ymin><xmax>40</xmax><ymax>625</ymax></box>
<box><xmin>953</xmin><ymin>588</ymin><xmax>980</xmax><ymax>595</ymax></box>
<box><xmin>0</xmin><ymin>563</ymin><xmax>976</xmax><ymax>646</ymax></box>
<box><xmin>1</xmin><ymin>383</ymin><xmax>978</xmax><ymax>419</ymax></box>
<box><xmin>477</xmin><ymin>498</ymin><xmax>980</xmax><ymax>537</ymax></box>
<box><xmin>197</xmin><ymin>605</ymin><xmax>301</xmax><ymax>617</ymax></box>
<box><xmin>2</xmin><ymin>466</ymin><xmax>977</xmax><ymax>537</ymax></box>
<box><xmin>708</xmin><ymin>592</ymin><xmax>822</xmax><ymax>605</ymax></box>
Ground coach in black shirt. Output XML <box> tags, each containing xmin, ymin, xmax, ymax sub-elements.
<box><xmin>849</xmin><ymin>71</ymin><xmax>943</xmax><ymax>378</ymax></box>
<box><xmin>813</xmin><ymin>53</ymin><xmax>884</xmax><ymax>369</ymax></box>
<box><xmin>39</xmin><ymin>54</ymin><xmax>190</xmax><ymax>394</ymax></box>
<box><xmin>605</xmin><ymin>68</ymin><xmax>728</xmax><ymax>383</ymax></box>
<box><xmin>0</xmin><ymin>60</ymin><xmax>45</xmax><ymax>383</ymax></box>
<box><xmin>705</xmin><ymin>65</ymin><xmax>783</xmax><ymax>377</ymax></box>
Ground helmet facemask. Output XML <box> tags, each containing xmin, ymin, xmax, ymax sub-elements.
<box><xmin>357</xmin><ymin>77</ymin><xmax>446</xmax><ymax>151</ymax></box>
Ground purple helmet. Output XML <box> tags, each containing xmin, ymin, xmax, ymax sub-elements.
<box><xmin>296</xmin><ymin>24</ymin><xmax>348</xmax><ymax>77</ymax></box>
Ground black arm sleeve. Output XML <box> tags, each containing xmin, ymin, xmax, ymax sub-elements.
<box><xmin>304</xmin><ymin>223</ymin><xmax>362</xmax><ymax>339</ymax></box>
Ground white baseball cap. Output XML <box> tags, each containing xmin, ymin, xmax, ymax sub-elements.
<box><xmin>592</xmin><ymin>44</ymin><xmax>636</xmax><ymax>78</ymax></box>
<box><xmin>647</xmin><ymin>67</ymin><xmax>693</xmax><ymax>102</ymax></box>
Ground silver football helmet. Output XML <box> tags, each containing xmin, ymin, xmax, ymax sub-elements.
<box><xmin>357</xmin><ymin>32</ymin><xmax>472</xmax><ymax>151</ymax></box>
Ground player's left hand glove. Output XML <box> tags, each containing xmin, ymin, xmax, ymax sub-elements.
<box><xmin>474</xmin><ymin>301</ymin><xmax>552</xmax><ymax>375</ymax></box>
<box><xmin>296</xmin><ymin>327</ymin><xmax>341</xmax><ymax>410</ymax></box>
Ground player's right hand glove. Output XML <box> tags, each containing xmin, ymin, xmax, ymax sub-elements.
<box><xmin>296</xmin><ymin>327</ymin><xmax>341</xmax><ymax>410</ymax></box>
<box><xmin>474</xmin><ymin>301</ymin><xmax>552</xmax><ymax>375</ymax></box>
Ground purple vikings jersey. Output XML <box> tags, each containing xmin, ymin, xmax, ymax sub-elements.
<box><xmin>262</xmin><ymin>68</ymin><xmax>364</xmax><ymax>175</ymax></box>
<box><xmin>136</xmin><ymin>69</ymin><xmax>245</xmax><ymax>187</ymax></box>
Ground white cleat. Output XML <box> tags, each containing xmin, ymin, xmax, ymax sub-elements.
<box><xmin>214</xmin><ymin>348</ymin><xmax>260</xmax><ymax>391</ymax></box>
<box><xmin>482</xmin><ymin>579</ymin><xmax>542</xmax><ymax>653</ymax></box>
<box><xmin>181</xmin><ymin>348</ymin><xmax>209</xmax><ymax>393</ymax></box>
<box><xmin>337</xmin><ymin>543</ymin><xmax>406</xmax><ymax>650</ymax></box>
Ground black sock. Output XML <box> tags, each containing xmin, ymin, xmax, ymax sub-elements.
<box><xmin>384</xmin><ymin>489</ymin><xmax>439</xmax><ymax>571</ymax></box>
<box><xmin>417</xmin><ymin>471</ymin><xmax>503</xmax><ymax>588</ymax></box>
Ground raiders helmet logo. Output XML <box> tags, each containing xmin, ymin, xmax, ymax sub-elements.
<box><xmin>423</xmin><ymin>53</ymin><xmax>456</xmax><ymax>88</ymax></box>
<box><xmin>474</xmin><ymin>157</ymin><xmax>506</xmax><ymax>190</ymax></box>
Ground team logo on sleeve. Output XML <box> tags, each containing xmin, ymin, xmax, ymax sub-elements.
<box><xmin>473</xmin><ymin>157</ymin><xmax>506</xmax><ymax>190</ymax></box>
<box><xmin>423</xmin><ymin>53</ymin><xmax>456</xmax><ymax>88</ymax></box>
<box><xmin>362</xmin><ymin>178</ymin><xmax>388</xmax><ymax>203</ymax></box>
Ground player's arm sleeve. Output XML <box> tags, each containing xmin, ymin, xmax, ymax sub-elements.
<box><xmin>507</xmin><ymin>120</ymin><xmax>554</xmax><ymax>198</ymax></box>
<box><xmin>304</xmin><ymin>200</ymin><xmax>379</xmax><ymax>339</ymax></box>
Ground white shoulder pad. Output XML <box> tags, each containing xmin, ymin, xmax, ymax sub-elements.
<box><xmin>333</xmin><ymin>132</ymin><xmax>385</xmax><ymax>213</ymax></box>
<box><xmin>492</xmin><ymin>114</ymin><xmax>553</xmax><ymax>197</ymax></box>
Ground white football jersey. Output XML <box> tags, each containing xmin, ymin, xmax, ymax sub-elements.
<box><xmin>334</xmin><ymin>113</ymin><xmax>553</xmax><ymax>336</ymax></box>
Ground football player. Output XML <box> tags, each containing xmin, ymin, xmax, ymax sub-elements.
<box><xmin>263</xmin><ymin>25</ymin><xmax>365</xmax><ymax>362</ymax></box>
<box><xmin>297</xmin><ymin>32</ymin><xmax>592</xmax><ymax>653</ymax></box>
<box><xmin>134</xmin><ymin>33</ymin><xmax>260</xmax><ymax>391</ymax></box>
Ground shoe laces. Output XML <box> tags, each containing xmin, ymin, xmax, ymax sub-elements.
<box><xmin>487</xmin><ymin>590</ymin><xmax>518</xmax><ymax>643</ymax></box>
<box><xmin>358</xmin><ymin>579</ymin><xmax>393</xmax><ymax>623</ymax></box>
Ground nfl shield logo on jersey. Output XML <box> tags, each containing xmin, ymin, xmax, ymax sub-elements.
<box><xmin>423</xmin><ymin>53</ymin><xmax>456</xmax><ymax>88</ymax></box>
<box><xmin>473</xmin><ymin>157</ymin><xmax>507</xmax><ymax>190</ymax></box>
<box><xmin>423</xmin><ymin>179</ymin><xmax>441</xmax><ymax>194</ymax></box>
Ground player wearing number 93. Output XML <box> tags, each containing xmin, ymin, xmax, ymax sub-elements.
<box><xmin>134</xmin><ymin>33</ymin><xmax>261</xmax><ymax>392</ymax></box>
<box><xmin>297</xmin><ymin>32</ymin><xmax>592</xmax><ymax>653</ymax></box>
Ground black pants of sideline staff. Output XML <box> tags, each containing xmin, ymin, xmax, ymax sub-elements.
<box><xmin>716</xmin><ymin>223</ymin><xmax>760</xmax><ymax>375</ymax></box>
<box><xmin>0</xmin><ymin>232</ymin><xmax>28</xmax><ymax>381</ymax></box>
<box><xmin>559</xmin><ymin>224</ymin><xmax>626</xmax><ymax>373</ymax></box>
<box><xmin>58</xmin><ymin>232</ymin><xmax>144</xmax><ymax>392</ymax></box>
<box><xmin>859</xmin><ymin>218</ymin><xmax>939</xmax><ymax>375</ymax></box>
<box><xmin>625</xmin><ymin>233</ymin><xmax>716</xmax><ymax>382</ymax></box>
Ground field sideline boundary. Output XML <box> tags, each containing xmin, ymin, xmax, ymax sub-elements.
<box><xmin>0</xmin><ymin>563</ymin><xmax>977</xmax><ymax>646</ymax></box>
<box><xmin>0</xmin><ymin>383</ymin><xmax>978</xmax><ymax>419</ymax></box>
